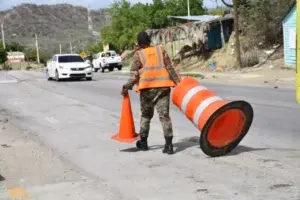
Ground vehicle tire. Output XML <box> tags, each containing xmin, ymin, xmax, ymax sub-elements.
<box><xmin>55</xmin><ymin>70</ymin><xmax>60</xmax><ymax>82</ymax></box>
<box><xmin>118</xmin><ymin>66</ymin><xmax>122</xmax><ymax>71</ymax></box>
<box><xmin>86</xmin><ymin>77</ymin><xmax>92</xmax><ymax>81</ymax></box>
<box><xmin>94</xmin><ymin>69</ymin><xmax>98</xmax><ymax>72</ymax></box>
<box><xmin>109</xmin><ymin>67</ymin><xmax>114</xmax><ymax>72</ymax></box>
<box><xmin>46</xmin><ymin>69</ymin><xmax>52</xmax><ymax>81</ymax></box>
<box><xmin>100</xmin><ymin>64</ymin><xmax>105</xmax><ymax>73</ymax></box>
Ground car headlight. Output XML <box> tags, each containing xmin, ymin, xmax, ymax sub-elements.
<box><xmin>59</xmin><ymin>66</ymin><xmax>64</xmax><ymax>69</ymax></box>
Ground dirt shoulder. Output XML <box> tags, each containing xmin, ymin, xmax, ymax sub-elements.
<box><xmin>195</xmin><ymin>67</ymin><xmax>295</xmax><ymax>88</ymax></box>
<box><xmin>0</xmin><ymin>110</ymin><xmax>117</xmax><ymax>200</ymax></box>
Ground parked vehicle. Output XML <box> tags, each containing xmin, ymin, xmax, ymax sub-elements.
<box><xmin>46</xmin><ymin>54</ymin><xmax>93</xmax><ymax>81</ymax></box>
<box><xmin>92</xmin><ymin>50</ymin><xmax>122</xmax><ymax>73</ymax></box>
<box><xmin>83</xmin><ymin>55</ymin><xmax>99</xmax><ymax>72</ymax></box>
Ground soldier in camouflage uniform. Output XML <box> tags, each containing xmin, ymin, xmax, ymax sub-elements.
<box><xmin>121</xmin><ymin>31</ymin><xmax>181</xmax><ymax>155</ymax></box>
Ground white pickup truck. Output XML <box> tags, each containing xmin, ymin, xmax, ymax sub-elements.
<box><xmin>92</xmin><ymin>50</ymin><xmax>123</xmax><ymax>73</ymax></box>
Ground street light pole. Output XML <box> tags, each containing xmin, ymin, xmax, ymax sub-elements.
<box><xmin>187</xmin><ymin>0</ymin><xmax>190</xmax><ymax>16</ymax></box>
<box><xmin>35</xmin><ymin>34</ymin><xmax>40</xmax><ymax>64</ymax></box>
<box><xmin>1</xmin><ymin>23</ymin><xmax>5</xmax><ymax>49</ymax></box>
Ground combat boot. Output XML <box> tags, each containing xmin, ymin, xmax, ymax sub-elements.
<box><xmin>162</xmin><ymin>136</ymin><xmax>174</xmax><ymax>155</ymax></box>
<box><xmin>136</xmin><ymin>136</ymin><xmax>149</xmax><ymax>151</ymax></box>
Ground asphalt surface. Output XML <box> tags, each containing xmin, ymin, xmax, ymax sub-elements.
<box><xmin>0</xmin><ymin>70</ymin><xmax>299</xmax><ymax>200</ymax></box>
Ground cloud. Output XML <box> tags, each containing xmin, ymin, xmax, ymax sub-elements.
<box><xmin>0</xmin><ymin>0</ymin><xmax>221</xmax><ymax>11</ymax></box>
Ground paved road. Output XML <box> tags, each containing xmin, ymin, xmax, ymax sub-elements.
<box><xmin>0</xmin><ymin>70</ymin><xmax>299</xmax><ymax>200</ymax></box>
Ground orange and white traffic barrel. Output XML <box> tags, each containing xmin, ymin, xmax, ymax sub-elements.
<box><xmin>172</xmin><ymin>77</ymin><xmax>254</xmax><ymax>157</ymax></box>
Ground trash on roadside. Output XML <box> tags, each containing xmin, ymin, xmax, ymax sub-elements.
<box><xmin>208</xmin><ymin>61</ymin><xmax>217</xmax><ymax>71</ymax></box>
<box><xmin>1</xmin><ymin>144</ymin><xmax>11</xmax><ymax>148</ymax></box>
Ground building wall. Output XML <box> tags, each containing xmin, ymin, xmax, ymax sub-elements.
<box><xmin>157</xmin><ymin>20</ymin><xmax>234</xmax><ymax>58</ymax></box>
<box><xmin>207</xmin><ymin>19</ymin><xmax>233</xmax><ymax>50</ymax></box>
<box><xmin>283</xmin><ymin>6</ymin><xmax>297</xmax><ymax>68</ymax></box>
<box><xmin>7</xmin><ymin>54</ymin><xmax>25</xmax><ymax>63</ymax></box>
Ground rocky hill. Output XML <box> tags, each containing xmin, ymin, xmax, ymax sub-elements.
<box><xmin>0</xmin><ymin>3</ymin><xmax>110</xmax><ymax>55</ymax></box>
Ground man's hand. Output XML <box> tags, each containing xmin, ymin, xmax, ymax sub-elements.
<box><xmin>121</xmin><ymin>85</ymin><xmax>129</xmax><ymax>96</ymax></box>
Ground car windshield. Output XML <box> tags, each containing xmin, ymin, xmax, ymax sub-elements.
<box><xmin>105</xmin><ymin>52</ymin><xmax>116</xmax><ymax>57</ymax></box>
<box><xmin>58</xmin><ymin>55</ymin><xmax>84</xmax><ymax>63</ymax></box>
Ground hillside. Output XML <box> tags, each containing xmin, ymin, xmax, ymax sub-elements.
<box><xmin>0</xmin><ymin>3</ymin><xmax>110</xmax><ymax>55</ymax></box>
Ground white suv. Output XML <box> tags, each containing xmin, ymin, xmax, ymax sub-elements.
<box><xmin>46</xmin><ymin>54</ymin><xmax>93</xmax><ymax>81</ymax></box>
<box><xmin>92</xmin><ymin>51</ymin><xmax>122</xmax><ymax>73</ymax></box>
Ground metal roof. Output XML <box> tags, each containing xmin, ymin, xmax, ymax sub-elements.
<box><xmin>168</xmin><ymin>15</ymin><xmax>222</xmax><ymax>22</ymax></box>
<box><xmin>7</xmin><ymin>51</ymin><xmax>25</xmax><ymax>55</ymax></box>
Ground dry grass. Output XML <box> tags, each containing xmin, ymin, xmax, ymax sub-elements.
<box><xmin>241</xmin><ymin>50</ymin><xmax>259</xmax><ymax>68</ymax></box>
<box><xmin>5</xmin><ymin>62</ymin><xmax>44</xmax><ymax>70</ymax></box>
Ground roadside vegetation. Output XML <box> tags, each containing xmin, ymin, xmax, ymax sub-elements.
<box><xmin>0</xmin><ymin>0</ymin><xmax>296</xmax><ymax>72</ymax></box>
<box><xmin>99</xmin><ymin>0</ymin><xmax>295</xmax><ymax>70</ymax></box>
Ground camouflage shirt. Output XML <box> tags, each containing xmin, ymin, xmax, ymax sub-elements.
<box><xmin>123</xmin><ymin>46</ymin><xmax>181</xmax><ymax>90</ymax></box>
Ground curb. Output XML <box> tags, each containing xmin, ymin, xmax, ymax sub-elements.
<box><xmin>112</xmin><ymin>70</ymin><xmax>206</xmax><ymax>77</ymax></box>
<box><xmin>111</xmin><ymin>70</ymin><xmax>295</xmax><ymax>89</ymax></box>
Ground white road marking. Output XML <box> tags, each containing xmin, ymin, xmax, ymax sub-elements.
<box><xmin>45</xmin><ymin>117</ymin><xmax>58</xmax><ymax>124</ymax></box>
<box><xmin>7</xmin><ymin>98</ymin><xmax>24</xmax><ymax>106</ymax></box>
<box><xmin>36</xmin><ymin>78</ymin><xmax>47</xmax><ymax>82</ymax></box>
<box><xmin>0</xmin><ymin>80</ymin><xmax>18</xmax><ymax>84</ymax></box>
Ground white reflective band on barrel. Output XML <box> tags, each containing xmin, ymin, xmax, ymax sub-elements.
<box><xmin>192</xmin><ymin>96</ymin><xmax>223</xmax><ymax>127</ymax></box>
<box><xmin>180</xmin><ymin>85</ymin><xmax>207</xmax><ymax>113</ymax></box>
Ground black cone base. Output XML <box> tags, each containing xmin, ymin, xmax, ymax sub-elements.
<box><xmin>199</xmin><ymin>100</ymin><xmax>254</xmax><ymax>157</ymax></box>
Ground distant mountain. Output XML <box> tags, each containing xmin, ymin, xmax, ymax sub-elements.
<box><xmin>0</xmin><ymin>3</ymin><xmax>111</xmax><ymax>55</ymax></box>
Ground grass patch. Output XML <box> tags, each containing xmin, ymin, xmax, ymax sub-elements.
<box><xmin>181</xmin><ymin>73</ymin><xmax>205</xmax><ymax>79</ymax></box>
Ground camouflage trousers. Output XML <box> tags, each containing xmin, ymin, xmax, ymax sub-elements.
<box><xmin>139</xmin><ymin>87</ymin><xmax>173</xmax><ymax>138</ymax></box>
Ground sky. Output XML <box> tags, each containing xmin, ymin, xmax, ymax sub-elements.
<box><xmin>0</xmin><ymin>0</ymin><xmax>228</xmax><ymax>11</ymax></box>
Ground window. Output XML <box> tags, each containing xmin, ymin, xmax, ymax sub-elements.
<box><xmin>58</xmin><ymin>55</ymin><xmax>84</xmax><ymax>63</ymax></box>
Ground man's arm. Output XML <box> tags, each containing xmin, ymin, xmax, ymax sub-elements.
<box><xmin>162</xmin><ymin>49</ymin><xmax>181</xmax><ymax>84</ymax></box>
<box><xmin>122</xmin><ymin>53</ymin><xmax>141</xmax><ymax>90</ymax></box>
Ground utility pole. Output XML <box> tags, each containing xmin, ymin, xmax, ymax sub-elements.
<box><xmin>70</xmin><ymin>42</ymin><xmax>73</xmax><ymax>54</ymax></box>
<box><xmin>59</xmin><ymin>44</ymin><xmax>62</xmax><ymax>54</ymax></box>
<box><xmin>35</xmin><ymin>34</ymin><xmax>40</xmax><ymax>64</ymax></box>
<box><xmin>187</xmin><ymin>0</ymin><xmax>190</xmax><ymax>17</ymax></box>
<box><xmin>1</xmin><ymin>23</ymin><xmax>5</xmax><ymax>49</ymax></box>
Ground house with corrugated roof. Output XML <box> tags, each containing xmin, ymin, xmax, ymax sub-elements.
<box><xmin>146</xmin><ymin>14</ymin><xmax>234</xmax><ymax>58</ymax></box>
<box><xmin>282</xmin><ymin>2</ymin><xmax>297</xmax><ymax>68</ymax></box>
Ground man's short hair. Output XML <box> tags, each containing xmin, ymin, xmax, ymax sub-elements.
<box><xmin>137</xmin><ymin>31</ymin><xmax>151</xmax><ymax>46</ymax></box>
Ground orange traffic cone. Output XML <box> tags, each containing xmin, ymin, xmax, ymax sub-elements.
<box><xmin>172</xmin><ymin>77</ymin><xmax>254</xmax><ymax>157</ymax></box>
<box><xmin>111</xmin><ymin>94</ymin><xmax>140</xmax><ymax>143</ymax></box>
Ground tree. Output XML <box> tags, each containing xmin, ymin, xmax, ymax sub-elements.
<box><xmin>232</xmin><ymin>0</ymin><xmax>242</xmax><ymax>69</ymax></box>
<box><xmin>6</xmin><ymin>42</ymin><xmax>25</xmax><ymax>52</ymax></box>
<box><xmin>0</xmin><ymin>42</ymin><xmax>7</xmax><ymax>65</ymax></box>
<box><xmin>87</xmin><ymin>42</ymin><xmax>104</xmax><ymax>55</ymax></box>
<box><xmin>220</xmin><ymin>0</ymin><xmax>233</xmax><ymax>7</ymax></box>
<box><xmin>239</xmin><ymin>0</ymin><xmax>295</xmax><ymax>47</ymax></box>
<box><xmin>101</xmin><ymin>0</ymin><xmax>206</xmax><ymax>52</ymax></box>
<box><xmin>101</xmin><ymin>0</ymin><xmax>152</xmax><ymax>51</ymax></box>
<box><xmin>24</xmin><ymin>48</ymin><xmax>50</xmax><ymax>65</ymax></box>
<box><xmin>168</xmin><ymin>0</ymin><xmax>206</xmax><ymax>16</ymax></box>
<box><xmin>0</xmin><ymin>48</ymin><xmax>7</xmax><ymax>65</ymax></box>
<box><xmin>221</xmin><ymin>0</ymin><xmax>242</xmax><ymax>69</ymax></box>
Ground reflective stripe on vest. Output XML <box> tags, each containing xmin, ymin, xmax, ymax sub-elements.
<box><xmin>136</xmin><ymin>46</ymin><xmax>175</xmax><ymax>91</ymax></box>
